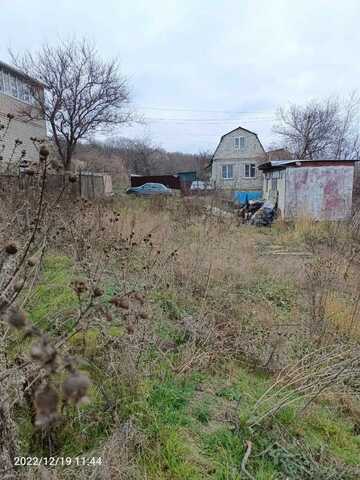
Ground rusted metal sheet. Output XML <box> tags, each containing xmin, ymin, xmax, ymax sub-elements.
<box><xmin>285</xmin><ymin>166</ymin><xmax>354</xmax><ymax>220</ymax></box>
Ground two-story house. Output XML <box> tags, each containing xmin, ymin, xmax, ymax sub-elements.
<box><xmin>0</xmin><ymin>60</ymin><xmax>46</xmax><ymax>171</ymax></box>
<box><xmin>210</xmin><ymin>126</ymin><xmax>266</xmax><ymax>190</ymax></box>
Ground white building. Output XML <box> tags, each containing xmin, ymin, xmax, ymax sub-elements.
<box><xmin>0</xmin><ymin>60</ymin><xmax>46</xmax><ymax>170</ymax></box>
<box><xmin>210</xmin><ymin>126</ymin><xmax>266</xmax><ymax>190</ymax></box>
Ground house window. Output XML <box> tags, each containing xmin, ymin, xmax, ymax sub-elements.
<box><xmin>244</xmin><ymin>163</ymin><xmax>256</xmax><ymax>178</ymax></box>
<box><xmin>0</xmin><ymin>67</ymin><xmax>36</xmax><ymax>105</ymax></box>
<box><xmin>222</xmin><ymin>164</ymin><xmax>234</xmax><ymax>179</ymax></box>
<box><xmin>234</xmin><ymin>136</ymin><xmax>245</xmax><ymax>150</ymax></box>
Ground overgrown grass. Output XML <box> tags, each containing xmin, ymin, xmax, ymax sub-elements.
<box><xmin>27</xmin><ymin>255</ymin><xmax>77</xmax><ymax>330</ymax></box>
<box><xmin>137</xmin><ymin>363</ymin><xmax>360</xmax><ymax>479</ymax></box>
<box><xmin>13</xmin><ymin>201</ymin><xmax>360</xmax><ymax>479</ymax></box>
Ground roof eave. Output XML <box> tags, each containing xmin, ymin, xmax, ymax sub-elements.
<box><xmin>0</xmin><ymin>60</ymin><xmax>45</xmax><ymax>88</ymax></box>
<box><xmin>212</xmin><ymin>125</ymin><xmax>265</xmax><ymax>161</ymax></box>
<box><xmin>258</xmin><ymin>159</ymin><xmax>358</xmax><ymax>171</ymax></box>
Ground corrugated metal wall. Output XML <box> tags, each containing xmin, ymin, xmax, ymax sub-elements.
<box><xmin>285</xmin><ymin>166</ymin><xmax>354</xmax><ymax>220</ymax></box>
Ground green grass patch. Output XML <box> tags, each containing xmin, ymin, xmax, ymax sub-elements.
<box><xmin>138</xmin><ymin>363</ymin><xmax>360</xmax><ymax>479</ymax></box>
<box><xmin>235</xmin><ymin>276</ymin><xmax>296</xmax><ymax>314</ymax></box>
<box><xmin>297</xmin><ymin>407</ymin><xmax>360</xmax><ymax>465</ymax></box>
<box><xmin>27</xmin><ymin>255</ymin><xmax>77</xmax><ymax>330</ymax></box>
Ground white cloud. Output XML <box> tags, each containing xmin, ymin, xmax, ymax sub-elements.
<box><xmin>1</xmin><ymin>0</ymin><xmax>359</xmax><ymax>152</ymax></box>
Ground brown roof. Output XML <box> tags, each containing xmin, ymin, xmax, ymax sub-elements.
<box><xmin>259</xmin><ymin>159</ymin><xmax>356</xmax><ymax>171</ymax></box>
<box><xmin>266</xmin><ymin>148</ymin><xmax>292</xmax><ymax>160</ymax></box>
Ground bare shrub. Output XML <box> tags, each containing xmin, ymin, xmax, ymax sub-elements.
<box><xmin>249</xmin><ymin>343</ymin><xmax>360</xmax><ymax>426</ymax></box>
<box><xmin>274</xmin><ymin>93</ymin><xmax>360</xmax><ymax>160</ymax></box>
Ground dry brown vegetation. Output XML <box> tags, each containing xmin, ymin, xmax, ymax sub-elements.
<box><xmin>1</xmin><ymin>166</ymin><xmax>360</xmax><ymax>478</ymax></box>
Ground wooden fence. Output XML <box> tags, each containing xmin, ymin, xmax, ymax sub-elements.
<box><xmin>0</xmin><ymin>172</ymin><xmax>112</xmax><ymax>199</ymax></box>
<box><xmin>78</xmin><ymin>171</ymin><xmax>112</xmax><ymax>199</ymax></box>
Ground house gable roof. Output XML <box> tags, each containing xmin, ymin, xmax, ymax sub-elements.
<box><xmin>210</xmin><ymin>126</ymin><xmax>265</xmax><ymax>165</ymax></box>
<box><xmin>219</xmin><ymin>125</ymin><xmax>258</xmax><ymax>139</ymax></box>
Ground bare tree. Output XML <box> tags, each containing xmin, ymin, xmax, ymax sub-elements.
<box><xmin>194</xmin><ymin>150</ymin><xmax>212</xmax><ymax>180</ymax></box>
<box><xmin>12</xmin><ymin>39</ymin><xmax>132</xmax><ymax>171</ymax></box>
<box><xmin>101</xmin><ymin>137</ymin><xmax>213</xmax><ymax>177</ymax></box>
<box><xmin>106</xmin><ymin>136</ymin><xmax>165</xmax><ymax>175</ymax></box>
<box><xmin>333</xmin><ymin>93</ymin><xmax>360</xmax><ymax>160</ymax></box>
<box><xmin>274</xmin><ymin>94</ymin><xmax>360</xmax><ymax>160</ymax></box>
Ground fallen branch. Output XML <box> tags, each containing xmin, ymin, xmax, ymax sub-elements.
<box><xmin>241</xmin><ymin>440</ymin><xmax>255</xmax><ymax>480</ymax></box>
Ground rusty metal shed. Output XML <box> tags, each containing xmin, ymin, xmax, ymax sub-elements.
<box><xmin>258</xmin><ymin>159</ymin><xmax>356</xmax><ymax>220</ymax></box>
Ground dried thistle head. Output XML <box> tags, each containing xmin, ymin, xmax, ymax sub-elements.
<box><xmin>93</xmin><ymin>287</ymin><xmax>103</xmax><ymax>298</ymax></box>
<box><xmin>62</xmin><ymin>371</ymin><xmax>90</xmax><ymax>405</ymax></box>
<box><xmin>126</xmin><ymin>323</ymin><xmax>134</xmax><ymax>335</ymax></box>
<box><xmin>110</xmin><ymin>296</ymin><xmax>129</xmax><ymax>309</ymax></box>
<box><xmin>62</xmin><ymin>354</ymin><xmax>77</xmax><ymax>372</ymax></box>
<box><xmin>27</xmin><ymin>255</ymin><xmax>39</xmax><ymax>267</ymax></box>
<box><xmin>30</xmin><ymin>335</ymin><xmax>57</xmax><ymax>368</ymax></box>
<box><xmin>39</xmin><ymin>145</ymin><xmax>50</xmax><ymax>162</ymax></box>
<box><xmin>34</xmin><ymin>384</ymin><xmax>59</xmax><ymax>429</ymax></box>
<box><xmin>71</xmin><ymin>279</ymin><xmax>87</xmax><ymax>295</ymax></box>
<box><xmin>134</xmin><ymin>292</ymin><xmax>145</xmax><ymax>305</ymax></box>
<box><xmin>23</xmin><ymin>325</ymin><xmax>41</xmax><ymax>338</ymax></box>
<box><xmin>14</xmin><ymin>278</ymin><xmax>25</xmax><ymax>292</ymax></box>
<box><xmin>4</xmin><ymin>241</ymin><xmax>18</xmax><ymax>255</ymax></box>
<box><xmin>7</xmin><ymin>307</ymin><xmax>27</xmax><ymax>329</ymax></box>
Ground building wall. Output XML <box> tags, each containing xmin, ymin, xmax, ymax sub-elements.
<box><xmin>0</xmin><ymin>92</ymin><xmax>46</xmax><ymax>170</ymax></box>
<box><xmin>285</xmin><ymin>166</ymin><xmax>354</xmax><ymax>220</ymax></box>
<box><xmin>211</xmin><ymin>127</ymin><xmax>265</xmax><ymax>190</ymax></box>
<box><xmin>212</xmin><ymin>158</ymin><xmax>264</xmax><ymax>190</ymax></box>
<box><xmin>263</xmin><ymin>165</ymin><xmax>355</xmax><ymax>220</ymax></box>
<box><xmin>263</xmin><ymin>170</ymin><xmax>286</xmax><ymax>213</ymax></box>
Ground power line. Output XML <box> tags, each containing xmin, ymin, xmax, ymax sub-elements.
<box><xmin>135</xmin><ymin>105</ymin><xmax>276</xmax><ymax>115</ymax></box>
<box><xmin>143</xmin><ymin>117</ymin><xmax>275</xmax><ymax>124</ymax></box>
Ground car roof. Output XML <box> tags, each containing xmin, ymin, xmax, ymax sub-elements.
<box><xmin>141</xmin><ymin>183</ymin><xmax>167</xmax><ymax>187</ymax></box>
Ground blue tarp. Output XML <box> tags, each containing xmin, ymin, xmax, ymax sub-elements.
<box><xmin>233</xmin><ymin>191</ymin><xmax>262</xmax><ymax>205</ymax></box>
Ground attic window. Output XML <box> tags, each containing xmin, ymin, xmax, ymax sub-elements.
<box><xmin>234</xmin><ymin>137</ymin><xmax>245</xmax><ymax>150</ymax></box>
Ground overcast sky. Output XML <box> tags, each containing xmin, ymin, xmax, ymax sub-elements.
<box><xmin>1</xmin><ymin>0</ymin><xmax>360</xmax><ymax>153</ymax></box>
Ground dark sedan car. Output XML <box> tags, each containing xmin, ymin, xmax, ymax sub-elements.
<box><xmin>126</xmin><ymin>183</ymin><xmax>173</xmax><ymax>197</ymax></box>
